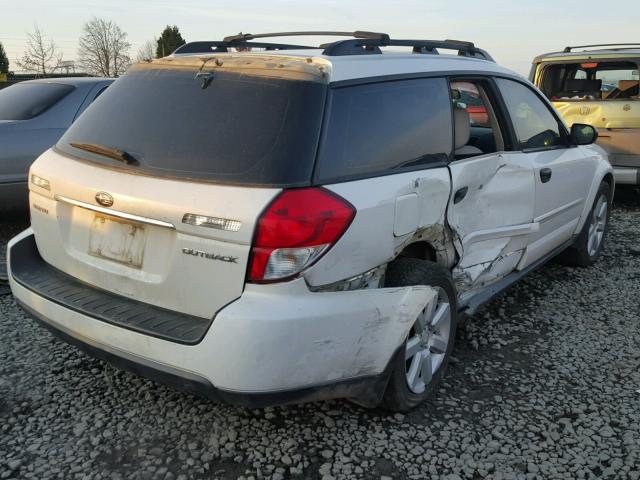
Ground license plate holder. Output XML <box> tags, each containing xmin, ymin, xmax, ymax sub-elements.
<box><xmin>89</xmin><ymin>214</ymin><xmax>146</xmax><ymax>268</ymax></box>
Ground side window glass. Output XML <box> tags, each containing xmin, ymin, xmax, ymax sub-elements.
<box><xmin>497</xmin><ymin>78</ymin><xmax>564</xmax><ymax>150</ymax></box>
<box><xmin>315</xmin><ymin>77</ymin><xmax>452</xmax><ymax>182</ymax></box>
<box><xmin>450</xmin><ymin>80</ymin><xmax>505</xmax><ymax>159</ymax></box>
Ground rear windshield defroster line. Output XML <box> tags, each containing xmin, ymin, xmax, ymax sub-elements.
<box><xmin>57</xmin><ymin>65</ymin><xmax>327</xmax><ymax>187</ymax></box>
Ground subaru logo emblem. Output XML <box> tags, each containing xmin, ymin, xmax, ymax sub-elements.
<box><xmin>95</xmin><ymin>192</ymin><xmax>114</xmax><ymax>207</ymax></box>
<box><xmin>623</xmin><ymin>104</ymin><xmax>631</xmax><ymax>112</ymax></box>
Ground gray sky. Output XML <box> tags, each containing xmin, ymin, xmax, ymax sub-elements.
<box><xmin>2</xmin><ymin>0</ymin><xmax>637</xmax><ymax>76</ymax></box>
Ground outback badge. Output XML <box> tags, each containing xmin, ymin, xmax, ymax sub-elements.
<box><xmin>182</xmin><ymin>247</ymin><xmax>238</xmax><ymax>264</ymax></box>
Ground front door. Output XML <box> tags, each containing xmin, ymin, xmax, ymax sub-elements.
<box><xmin>494</xmin><ymin>78</ymin><xmax>594</xmax><ymax>267</ymax></box>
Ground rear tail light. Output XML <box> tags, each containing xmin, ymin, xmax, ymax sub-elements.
<box><xmin>248</xmin><ymin>187</ymin><xmax>356</xmax><ymax>283</ymax></box>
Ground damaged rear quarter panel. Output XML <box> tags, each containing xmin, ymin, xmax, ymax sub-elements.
<box><xmin>207</xmin><ymin>280</ymin><xmax>437</xmax><ymax>392</ymax></box>
<box><xmin>305</xmin><ymin>168</ymin><xmax>452</xmax><ymax>286</ymax></box>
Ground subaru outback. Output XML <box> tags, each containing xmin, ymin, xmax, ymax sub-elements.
<box><xmin>8</xmin><ymin>32</ymin><xmax>613</xmax><ymax>411</ymax></box>
<box><xmin>531</xmin><ymin>43</ymin><xmax>640</xmax><ymax>184</ymax></box>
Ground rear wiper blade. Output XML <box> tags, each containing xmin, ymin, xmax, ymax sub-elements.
<box><xmin>69</xmin><ymin>142</ymin><xmax>139</xmax><ymax>165</ymax></box>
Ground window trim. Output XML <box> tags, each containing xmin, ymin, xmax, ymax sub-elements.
<box><xmin>493</xmin><ymin>76</ymin><xmax>573</xmax><ymax>153</ymax></box>
<box><xmin>447</xmin><ymin>75</ymin><xmax>518</xmax><ymax>160</ymax></box>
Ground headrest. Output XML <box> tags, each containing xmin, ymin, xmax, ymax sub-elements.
<box><xmin>618</xmin><ymin>80</ymin><xmax>638</xmax><ymax>92</ymax></box>
<box><xmin>454</xmin><ymin>107</ymin><xmax>471</xmax><ymax>150</ymax></box>
<box><xmin>565</xmin><ymin>79</ymin><xmax>602</xmax><ymax>93</ymax></box>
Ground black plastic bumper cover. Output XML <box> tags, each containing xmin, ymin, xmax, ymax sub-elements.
<box><xmin>9</xmin><ymin>234</ymin><xmax>212</xmax><ymax>344</ymax></box>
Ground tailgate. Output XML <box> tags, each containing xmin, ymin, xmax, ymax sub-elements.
<box><xmin>27</xmin><ymin>149</ymin><xmax>279</xmax><ymax>319</ymax></box>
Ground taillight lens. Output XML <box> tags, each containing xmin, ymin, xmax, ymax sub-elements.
<box><xmin>248</xmin><ymin>188</ymin><xmax>356</xmax><ymax>283</ymax></box>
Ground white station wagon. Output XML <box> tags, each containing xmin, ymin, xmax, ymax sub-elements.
<box><xmin>8</xmin><ymin>32</ymin><xmax>613</xmax><ymax>411</ymax></box>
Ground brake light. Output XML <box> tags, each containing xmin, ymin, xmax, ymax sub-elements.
<box><xmin>248</xmin><ymin>188</ymin><xmax>356</xmax><ymax>283</ymax></box>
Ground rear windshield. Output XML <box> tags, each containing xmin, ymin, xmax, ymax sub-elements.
<box><xmin>539</xmin><ymin>61</ymin><xmax>640</xmax><ymax>101</ymax></box>
<box><xmin>0</xmin><ymin>83</ymin><xmax>74</xmax><ymax>120</ymax></box>
<box><xmin>57</xmin><ymin>64</ymin><xmax>326</xmax><ymax>186</ymax></box>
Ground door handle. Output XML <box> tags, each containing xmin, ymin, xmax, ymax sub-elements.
<box><xmin>453</xmin><ymin>186</ymin><xmax>468</xmax><ymax>204</ymax></box>
<box><xmin>540</xmin><ymin>168</ymin><xmax>552</xmax><ymax>183</ymax></box>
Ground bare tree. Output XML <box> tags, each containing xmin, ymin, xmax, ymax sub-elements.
<box><xmin>135</xmin><ymin>39</ymin><xmax>156</xmax><ymax>63</ymax></box>
<box><xmin>78</xmin><ymin>17</ymin><xmax>131</xmax><ymax>77</ymax></box>
<box><xmin>16</xmin><ymin>25</ymin><xmax>63</xmax><ymax>76</ymax></box>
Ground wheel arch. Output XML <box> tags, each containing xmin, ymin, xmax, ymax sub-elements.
<box><xmin>397</xmin><ymin>241</ymin><xmax>438</xmax><ymax>262</ymax></box>
<box><xmin>395</xmin><ymin>232</ymin><xmax>457</xmax><ymax>269</ymax></box>
<box><xmin>574</xmin><ymin>163</ymin><xmax>615</xmax><ymax>235</ymax></box>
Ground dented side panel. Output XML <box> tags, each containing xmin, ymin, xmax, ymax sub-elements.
<box><xmin>305</xmin><ymin>168</ymin><xmax>452</xmax><ymax>286</ymax></box>
<box><xmin>447</xmin><ymin>153</ymin><xmax>536</xmax><ymax>292</ymax></box>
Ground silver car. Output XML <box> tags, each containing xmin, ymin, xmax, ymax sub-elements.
<box><xmin>0</xmin><ymin>78</ymin><xmax>114</xmax><ymax>212</ymax></box>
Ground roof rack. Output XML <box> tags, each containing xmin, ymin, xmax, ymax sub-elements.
<box><xmin>173</xmin><ymin>31</ymin><xmax>388</xmax><ymax>55</ymax></box>
<box><xmin>563</xmin><ymin>43</ymin><xmax>640</xmax><ymax>53</ymax></box>
<box><xmin>321</xmin><ymin>38</ymin><xmax>493</xmax><ymax>60</ymax></box>
<box><xmin>172</xmin><ymin>31</ymin><xmax>494</xmax><ymax>62</ymax></box>
<box><xmin>222</xmin><ymin>30</ymin><xmax>389</xmax><ymax>43</ymax></box>
<box><xmin>173</xmin><ymin>41</ymin><xmax>314</xmax><ymax>55</ymax></box>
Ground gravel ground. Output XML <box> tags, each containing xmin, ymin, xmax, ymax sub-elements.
<box><xmin>1</xmin><ymin>190</ymin><xmax>639</xmax><ymax>480</ymax></box>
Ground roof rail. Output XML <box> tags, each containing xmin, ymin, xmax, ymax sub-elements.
<box><xmin>173</xmin><ymin>32</ymin><xmax>389</xmax><ymax>55</ymax></box>
<box><xmin>173</xmin><ymin>41</ymin><xmax>314</xmax><ymax>55</ymax></box>
<box><xmin>222</xmin><ymin>31</ymin><xmax>390</xmax><ymax>43</ymax></box>
<box><xmin>172</xmin><ymin>31</ymin><xmax>493</xmax><ymax>62</ymax></box>
<box><xmin>563</xmin><ymin>43</ymin><xmax>640</xmax><ymax>53</ymax></box>
<box><xmin>322</xmin><ymin>38</ymin><xmax>493</xmax><ymax>61</ymax></box>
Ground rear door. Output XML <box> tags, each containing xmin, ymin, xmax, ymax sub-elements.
<box><xmin>446</xmin><ymin>79</ymin><xmax>536</xmax><ymax>293</ymax></box>
<box><xmin>495</xmin><ymin>78</ymin><xmax>593</xmax><ymax>266</ymax></box>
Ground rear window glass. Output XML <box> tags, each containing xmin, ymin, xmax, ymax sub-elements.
<box><xmin>57</xmin><ymin>65</ymin><xmax>326</xmax><ymax>186</ymax></box>
<box><xmin>539</xmin><ymin>61</ymin><xmax>640</xmax><ymax>101</ymax></box>
<box><xmin>315</xmin><ymin>78</ymin><xmax>452</xmax><ymax>183</ymax></box>
<box><xmin>0</xmin><ymin>83</ymin><xmax>74</xmax><ymax>120</ymax></box>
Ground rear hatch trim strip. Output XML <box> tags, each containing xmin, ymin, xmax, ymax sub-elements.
<box><xmin>55</xmin><ymin>194</ymin><xmax>176</xmax><ymax>229</ymax></box>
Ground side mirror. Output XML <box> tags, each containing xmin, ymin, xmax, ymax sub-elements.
<box><xmin>570</xmin><ymin>123</ymin><xmax>598</xmax><ymax>145</ymax></box>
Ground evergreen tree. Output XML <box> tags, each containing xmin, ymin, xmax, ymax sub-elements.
<box><xmin>0</xmin><ymin>42</ymin><xmax>9</xmax><ymax>73</ymax></box>
<box><xmin>156</xmin><ymin>25</ymin><xmax>186</xmax><ymax>58</ymax></box>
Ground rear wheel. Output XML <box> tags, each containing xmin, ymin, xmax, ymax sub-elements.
<box><xmin>558</xmin><ymin>181</ymin><xmax>611</xmax><ymax>267</ymax></box>
<box><xmin>382</xmin><ymin>258</ymin><xmax>457</xmax><ymax>412</ymax></box>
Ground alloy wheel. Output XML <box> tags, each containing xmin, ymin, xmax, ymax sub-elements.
<box><xmin>404</xmin><ymin>287</ymin><xmax>452</xmax><ymax>394</ymax></box>
<box><xmin>587</xmin><ymin>194</ymin><xmax>608</xmax><ymax>257</ymax></box>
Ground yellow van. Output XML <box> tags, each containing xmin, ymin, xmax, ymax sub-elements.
<box><xmin>531</xmin><ymin>44</ymin><xmax>640</xmax><ymax>184</ymax></box>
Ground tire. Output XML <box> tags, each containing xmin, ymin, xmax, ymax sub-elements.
<box><xmin>557</xmin><ymin>181</ymin><xmax>611</xmax><ymax>267</ymax></box>
<box><xmin>381</xmin><ymin>258</ymin><xmax>458</xmax><ymax>412</ymax></box>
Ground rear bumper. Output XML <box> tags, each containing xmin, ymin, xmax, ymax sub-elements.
<box><xmin>18</xmin><ymin>299</ymin><xmax>396</xmax><ymax>407</ymax></box>
<box><xmin>613</xmin><ymin>166</ymin><xmax>640</xmax><ymax>185</ymax></box>
<box><xmin>8</xmin><ymin>229</ymin><xmax>434</xmax><ymax>406</ymax></box>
